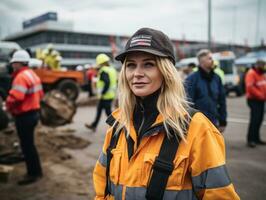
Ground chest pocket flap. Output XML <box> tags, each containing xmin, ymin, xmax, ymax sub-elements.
<box><xmin>141</xmin><ymin>153</ymin><xmax>188</xmax><ymax>187</ymax></box>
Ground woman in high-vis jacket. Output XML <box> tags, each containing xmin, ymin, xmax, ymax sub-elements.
<box><xmin>93</xmin><ymin>28</ymin><xmax>240</xmax><ymax>200</ymax></box>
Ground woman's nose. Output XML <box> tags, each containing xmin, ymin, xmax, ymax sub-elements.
<box><xmin>134</xmin><ymin>65</ymin><xmax>144</xmax><ymax>77</ymax></box>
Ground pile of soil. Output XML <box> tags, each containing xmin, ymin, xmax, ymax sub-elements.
<box><xmin>0</xmin><ymin>124</ymin><xmax>93</xmax><ymax>200</ymax></box>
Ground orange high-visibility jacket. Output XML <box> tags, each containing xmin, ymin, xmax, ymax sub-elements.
<box><xmin>93</xmin><ymin>109</ymin><xmax>240</xmax><ymax>200</ymax></box>
<box><xmin>6</xmin><ymin>67</ymin><xmax>44</xmax><ymax>115</ymax></box>
<box><xmin>245</xmin><ymin>68</ymin><xmax>266</xmax><ymax>101</ymax></box>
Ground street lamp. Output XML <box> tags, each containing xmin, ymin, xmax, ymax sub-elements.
<box><xmin>208</xmin><ymin>0</ymin><xmax>212</xmax><ymax>49</ymax></box>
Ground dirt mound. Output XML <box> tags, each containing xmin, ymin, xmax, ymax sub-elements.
<box><xmin>39</xmin><ymin>129</ymin><xmax>90</xmax><ymax>150</ymax></box>
<box><xmin>0</xmin><ymin>124</ymin><xmax>93</xmax><ymax>200</ymax></box>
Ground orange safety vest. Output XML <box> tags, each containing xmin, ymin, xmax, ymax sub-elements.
<box><xmin>6</xmin><ymin>67</ymin><xmax>44</xmax><ymax>115</ymax></box>
<box><xmin>245</xmin><ymin>68</ymin><xmax>266</xmax><ymax>101</ymax></box>
<box><xmin>93</xmin><ymin>109</ymin><xmax>240</xmax><ymax>200</ymax></box>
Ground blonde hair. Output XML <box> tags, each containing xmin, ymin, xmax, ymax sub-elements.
<box><xmin>115</xmin><ymin>56</ymin><xmax>191</xmax><ymax>140</ymax></box>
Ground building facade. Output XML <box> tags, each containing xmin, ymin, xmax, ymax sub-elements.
<box><xmin>4</xmin><ymin>12</ymin><xmax>249</xmax><ymax>69</ymax></box>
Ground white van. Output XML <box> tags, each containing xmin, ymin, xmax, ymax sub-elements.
<box><xmin>212</xmin><ymin>51</ymin><xmax>242</xmax><ymax>96</ymax></box>
<box><xmin>176</xmin><ymin>57</ymin><xmax>198</xmax><ymax>68</ymax></box>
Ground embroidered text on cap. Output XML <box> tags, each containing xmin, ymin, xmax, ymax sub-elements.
<box><xmin>130</xmin><ymin>35</ymin><xmax>152</xmax><ymax>47</ymax></box>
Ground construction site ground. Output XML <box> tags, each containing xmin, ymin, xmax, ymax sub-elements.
<box><xmin>0</xmin><ymin>93</ymin><xmax>266</xmax><ymax>200</ymax></box>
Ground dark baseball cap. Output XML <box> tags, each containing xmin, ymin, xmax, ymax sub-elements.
<box><xmin>115</xmin><ymin>27</ymin><xmax>176</xmax><ymax>64</ymax></box>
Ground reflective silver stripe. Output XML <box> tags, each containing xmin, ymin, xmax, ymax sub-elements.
<box><xmin>98</xmin><ymin>151</ymin><xmax>107</xmax><ymax>167</ymax></box>
<box><xmin>125</xmin><ymin>186</ymin><xmax>197</xmax><ymax>200</ymax></box>
<box><xmin>109</xmin><ymin>180</ymin><xmax>123</xmax><ymax>200</ymax></box>
<box><xmin>26</xmin><ymin>84</ymin><xmax>43</xmax><ymax>94</ymax></box>
<box><xmin>12</xmin><ymin>84</ymin><xmax>43</xmax><ymax>94</ymax></box>
<box><xmin>108</xmin><ymin>179</ymin><xmax>197</xmax><ymax>200</ymax></box>
<box><xmin>192</xmin><ymin>165</ymin><xmax>231</xmax><ymax>192</ymax></box>
<box><xmin>23</xmin><ymin>70</ymin><xmax>36</xmax><ymax>83</ymax></box>
<box><xmin>12</xmin><ymin>85</ymin><xmax>27</xmax><ymax>93</ymax></box>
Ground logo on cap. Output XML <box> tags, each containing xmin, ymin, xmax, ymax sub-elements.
<box><xmin>130</xmin><ymin>35</ymin><xmax>152</xmax><ymax>47</ymax></box>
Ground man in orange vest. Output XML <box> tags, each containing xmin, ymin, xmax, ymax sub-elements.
<box><xmin>245</xmin><ymin>59</ymin><xmax>266</xmax><ymax>148</ymax></box>
<box><xmin>6</xmin><ymin>50</ymin><xmax>44</xmax><ymax>185</ymax></box>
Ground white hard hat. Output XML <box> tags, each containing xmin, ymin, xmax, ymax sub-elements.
<box><xmin>55</xmin><ymin>55</ymin><xmax>62</xmax><ymax>61</ymax></box>
<box><xmin>10</xmin><ymin>50</ymin><xmax>30</xmax><ymax>63</ymax></box>
<box><xmin>47</xmin><ymin>43</ymin><xmax>54</xmax><ymax>50</ymax></box>
<box><xmin>51</xmin><ymin>50</ymin><xmax>59</xmax><ymax>56</ymax></box>
<box><xmin>76</xmin><ymin>65</ymin><xmax>84</xmax><ymax>71</ymax></box>
<box><xmin>28</xmin><ymin>58</ymin><xmax>43</xmax><ymax>68</ymax></box>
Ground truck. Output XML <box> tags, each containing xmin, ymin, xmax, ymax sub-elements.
<box><xmin>33</xmin><ymin>68</ymin><xmax>84</xmax><ymax>101</ymax></box>
<box><xmin>0</xmin><ymin>41</ymin><xmax>83</xmax><ymax>128</ymax></box>
<box><xmin>0</xmin><ymin>41</ymin><xmax>85</xmax><ymax>101</ymax></box>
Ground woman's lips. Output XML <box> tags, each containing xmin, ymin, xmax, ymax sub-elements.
<box><xmin>132</xmin><ymin>82</ymin><xmax>148</xmax><ymax>87</ymax></box>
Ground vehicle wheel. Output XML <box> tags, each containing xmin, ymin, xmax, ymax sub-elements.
<box><xmin>57</xmin><ymin>79</ymin><xmax>80</xmax><ymax>101</ymax></box>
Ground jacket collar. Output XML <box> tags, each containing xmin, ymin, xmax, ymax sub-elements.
<box><xmin>106</xmin><ymin>109</ymin><xmax>164</xmax><ymax>129</ymax></box>
<box><xmin>198</xmin><ymin>66</ymin><xmax>214</xmax><ymax>81</ymax></box>
<box><xmin>106</xmin><ymin>89</ymin><xmax>164</xmax><ymax>127</ymax></box>
<box><xmin>135</xmin><ymin>89</ymin><xmax>160</xmax><ymax>113</ymax></box>
<box><xmin>11</xmin><ymin>66</ymin><xmax>29</xmax><ymax>79</ymax></box>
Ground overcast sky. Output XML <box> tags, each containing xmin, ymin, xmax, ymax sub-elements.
<box><xmin>0</xmin><ymin>0</ymin><xmax>265</xmax><ymax>46</ymax></box>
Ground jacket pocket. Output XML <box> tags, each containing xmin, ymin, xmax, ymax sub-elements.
<box><xmin>109</xmin><ymin>149</ymin><xmax>122</xmax><ymax>185</ymax></box>
<box><xmin>141</xmin><ymin>153</ymin><xmax>188</xmax><ymax>187</ymax></box>
<box><xmin>140</xmin><ymin>153</ymin><xmax>157</xmax><ymax>186</ymax></box>
<box><xmin>167</xmin><ymin>155</ymin><xmax>188</xmax><ymax>187</ymax></box>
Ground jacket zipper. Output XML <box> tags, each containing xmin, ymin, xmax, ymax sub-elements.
<box><xmin>138</xmin><ymin>102</ymin><xmax>145</xmax><ymax>136</ymax></box>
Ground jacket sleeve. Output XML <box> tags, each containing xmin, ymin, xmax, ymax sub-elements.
<box><xmin>185</xmin><ymin>74</ymin><xmax>196</xmax><ymax>106</ymax></box>
<box><xmin>100</xmin><ymin>71</ymin><xmax>110</xmax><ymax>95</ymax></box>
<box><xmin>93</xmin><ymin>127</ymin><xmax>113</xmax><ymax>200</ymax></box>
<box><xmin>189</xmin><ymin>118</ymin><xmax>240</xmax><ymax>200</ymax></box>
<box><xmin>217</xmin><ymin>76</ymin><xmax>227</xmax><ymax>126</ymax></box>
<box><xmin>245</xmin><ymin>71</ymin><xmax>265</xmax><ymax>100</ymax></box>
<box><xmin>6</xmin><ymin>75</ymin><xmax>27</xmax><ymax>111</ymax></box>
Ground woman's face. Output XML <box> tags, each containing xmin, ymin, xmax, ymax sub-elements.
<box><xmin>125</xmin><ymin>52</ymin><xmax>163</xmax><ymax>97</ymax></box>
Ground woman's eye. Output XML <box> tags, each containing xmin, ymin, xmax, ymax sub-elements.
<box><xmin>144</xmin><ymin>62</ymin><xmax>155</xmax><ymax>67</ymax></box>
<box><xmin>126</xmin><ymin>63</ymin><xmax>135</xmax><ymax>68</ymax></box>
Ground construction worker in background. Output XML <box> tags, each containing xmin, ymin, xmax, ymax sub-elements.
<box><xmin>44</xmin><ymin>44</ymin><xmax>54</xmax><ymax>69</ymax></box>
<box><xmin>6</xmin><ymin>50</ymin><xmax>44</xmax><ymax>185</ymax></box>
<box><xmin>85</xmin><ymin>53</ymin><xmax>117</xmax><ymax>131</ymax></box>
<box><xmin>38</xmin><ymin>48</ymin><xmax>48</xmax><ymax>67</ymax></box>
<box><xmin>35</xmin><ymin>48</ymin><xmax>42</xmax><ymax>60</ymax></box>
<box><xmin>191</xmin><ymin>60</ymin><xmax>225</xmax><ymax>84</ymax></box>
<box><xmin>50</xmin><ymin>50</ymin><xmax>61</xmax><ymax>70</ymax></box>
<box><xmin>213</xmin><ymin>60</ymin><xmax>225</xmax><ymax>85</ymax></box>
<box><xmin>245</xmin><ymin>59</ymin><xmax>266</xmax><ymax>148</ymax></box>
<box><xmin>185</xmin><ymin>49</ymin><xmax>227</xmax><ymax>133</ymax></box>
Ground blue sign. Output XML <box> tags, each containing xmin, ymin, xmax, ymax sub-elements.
<box><xmin>23</xmin><ymin>12</ymin><xmax>58</xmax><ymax>29</ymax></box>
